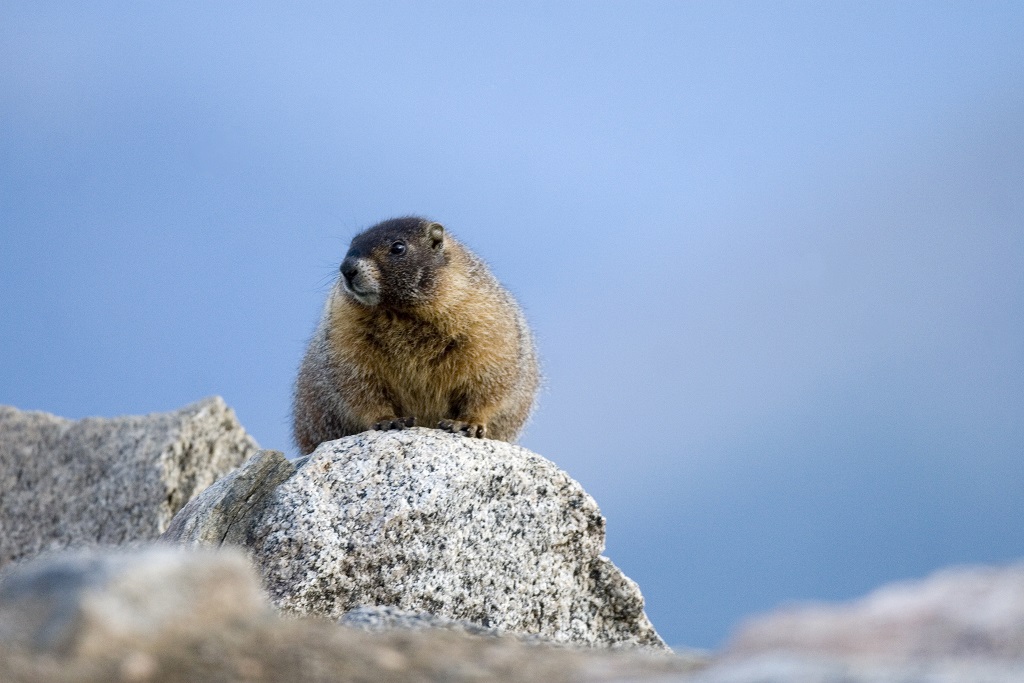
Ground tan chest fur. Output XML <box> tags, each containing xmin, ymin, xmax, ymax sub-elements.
<box><xmin>326</xmin><ymin>265</ymin><xmax>518</xmax><ymax>424</ymax></box>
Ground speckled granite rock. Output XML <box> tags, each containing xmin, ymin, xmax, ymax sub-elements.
<box><xmin>0</xmin><ymin>397</ymin><xmax>258</xmax><ymax>568</ymax></box>
<box><xmin>728</xmin><ymin>563</ymin><xmax>1024</xmax><ymax>660</ymax></box>
<box><xmin>163</xmin><ymin>428</ymin><xmax>667</xmax><ymax>649</ymax></box>
<box><xmin>0</xmin><ymin>546</ymin><xmax>699</xmax><ymax>683</ymax></box>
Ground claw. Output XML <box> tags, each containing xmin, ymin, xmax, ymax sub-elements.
<box><xmin>438</xmin><ymin>420</ymin><xmax>486</xmax><ymax>438</ymax></box>
<box><xmin>373</xmin><ymin>416</ymin><xmax>416</xmax><ymax>431</ymax></box>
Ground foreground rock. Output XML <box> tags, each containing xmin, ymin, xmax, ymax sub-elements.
<box><xmin>163</xmin><ymin>428</ymin><xmax>667</xmax><ymax>649</ymax></box>
<box><xmin>0</xmin><ymin>546</ymin><xmax>268</xmax><ymax>657</ymax></box>
<box><xmin>339</xmin><ymin>605</ymin><xmax>549</xmax><ymax>642</ymax></box>
<box><xmin>0</xmin><ymin>398</ymin><xmax>258</xmax><ymax>568</ymax></box>
<box><xmin>667</xmin><ymin>562</ymin><xmax>1024</xmax><ymax>682</ymax></box>
<box><xmin>0</xmin><ymin>546</ymin><xmax>700</xmax><ymax>683</ymax></box>
<box><xmin>683</xmin><ymin>655</ymin><xmax>1024</xmax><ymax>683</ymax></box>
<box><xmin>728</xmin><ymin>563</ymin><xmax>1024</xmax><ymax>660</ymax></box>
<box><xmin>10</xmin><ymin>547</ymin><xmax>1024</xmax><ymax>683</ymax></box>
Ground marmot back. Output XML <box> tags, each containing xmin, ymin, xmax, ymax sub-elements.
<box><xmin>292</xmin><ymin>217</ymin><xmax>540</xmax><ymax>455</ymax></box>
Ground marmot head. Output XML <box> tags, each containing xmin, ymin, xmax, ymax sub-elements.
<box><xmin>339</xmin><ymin>217</ymin><xmax>448</xmax><ymax>309</ymax></box>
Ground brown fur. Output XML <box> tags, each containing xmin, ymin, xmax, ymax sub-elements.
<box><xmin>293</xmin><ymin>217</ymin><xmax>539</xmax><ymax>454</ymax></box>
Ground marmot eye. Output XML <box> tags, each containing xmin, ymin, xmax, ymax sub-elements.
<box><xmin>390</xmin><ymin>241</ymin><xmax>406</xmax><ymax>255</ymax></box>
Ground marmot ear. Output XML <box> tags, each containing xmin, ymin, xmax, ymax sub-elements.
<box><xmin>426</xmin><ymin>222</ymin><xmax>445</xmax><ymax>250</ymax></box>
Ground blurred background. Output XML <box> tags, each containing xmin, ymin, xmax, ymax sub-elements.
<box><xmin>2</xmin><ymin>2</ymin><xmax>1022</xmax><ymax>649</ymax></box>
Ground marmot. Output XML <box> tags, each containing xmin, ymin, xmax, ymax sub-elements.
<box><xmin>292</xmin><ymin>217</ymin><xmax>540</xmax><ymax>455</ymax></box>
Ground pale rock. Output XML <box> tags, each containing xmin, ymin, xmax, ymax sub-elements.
<box><xmin>682</xmin><ymin>654</ymin><xmax>1024</xmax><ymax>683</ymax></box>
<box><xmin>728</xmin><ymin>563</ymin><xmax>1024</xmax><ymax>660</ymax></box>
<box><xmin>340</xmin><ymin>605</ymin><xmax>560</xmax><ymax>644</ymax></box>
<box><xmin>162</xmin><ymin>448</ymin><xmax>294</xmax><ymax>547</ymax></box>
<box><xmin>0</xmin><ymin>397</ymin><xmax>258</xmax><ymax>568</ymax></box>
<box><xmin>0</xmin><ymin>546</ymin><xmax>698</xmax><ymax>683</ymax></box>
<box><xmin>0</xmin><ymin>545</ymin><xmax>267</xmax><ymax>656</ymax></box>
<box><xmin>163</xmin><ymin>427</ymin><xmax>667</xmax><ymax>649</ymax></box>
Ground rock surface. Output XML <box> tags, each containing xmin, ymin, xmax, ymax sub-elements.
<box><xmin>162</xmin><ymin>448</ymin><xmax>294</xmax><ymax>547</ymax></box>
<box><xmin>163</xmin><ymin>428</ymin><xmax>667</xmax><ymax>649</ymax></box>
<box><xmin>0</xmin><ymin>397</ymin><xmax>258</xmax><ymax>568</ymax></box>
<box><xmin>0</xmin><ymin>546</ymin><xmax>700</xmax><ymax>683</ymax></box>
<box><xmin>0</xmin><ymin>546</ymin><xmax>268</xmax><ymax>657</ymax></box>
<box><xmin>728</xmin><ymin>563</ymin><xmax>1024</xmax><ymax>660</ymax></box>
<box><xmin>681</xmin><ymin>654</ymin><xmax>1024</xmax><ymax>683</ymax></box>
<box><xmin>7</xmin><ymin>398</ymin><xmax>1024</xmax><ymax>682</ymax></box>
<box><xmin>339</xmin><ymin>605</ymin><xmax>559</xmax><ymax>644</ymax></box>
<box><xmin>5</xmin><ymin>546</ymin><xmax>1024</xmax><ymax>683</ymax></box>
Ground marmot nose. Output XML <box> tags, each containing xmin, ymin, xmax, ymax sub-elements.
<box><xmin>340</xmin><ymin>259</ymin><xmax>358</xmax><ymax>287</ymax></box>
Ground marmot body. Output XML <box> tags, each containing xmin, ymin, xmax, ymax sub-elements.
<box><xmin>293</xmin><ymin>217</ymin><xmax>539</xmax><ymax>454</ymax></box>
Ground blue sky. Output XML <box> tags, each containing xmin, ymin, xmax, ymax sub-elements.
<box><xmin>2</xmin><ymin>2</ymin><xmax>1023</xmax><ymax>648</ymax></box>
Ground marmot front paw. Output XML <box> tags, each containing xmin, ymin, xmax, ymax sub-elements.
<box><xmin>438</xmin><ymin>420</ymin><xmax>486</xmax><ymax>438</ymax></box>
<box><xmin>373</xmin><ymin>416</ymin><xmax>416</xmax><ymax>431</ymax></box>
